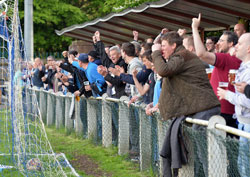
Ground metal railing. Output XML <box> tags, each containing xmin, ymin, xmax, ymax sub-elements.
<box><xmin>26</xmin><ymin>87</ymin><xmax>250</xmax><ymax>177</ymax></box>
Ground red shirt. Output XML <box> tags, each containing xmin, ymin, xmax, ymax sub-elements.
<box><xmin>211</xmin><ymin>53</ymin><xmax>242</xmax><ymax>114</ymax></box>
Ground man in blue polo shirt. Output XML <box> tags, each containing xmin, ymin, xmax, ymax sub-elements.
<box><xmin>69</xmin><ymin>53</ymin><xmax>106</xmax><ymax>97</ymax></box>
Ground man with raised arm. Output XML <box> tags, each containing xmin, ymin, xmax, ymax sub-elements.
<box><xmin>217</xmin><ymin>33</ymin><xmax>250</xmax><ymax>176</ymax></box>
<box><xmin>192</xmin><ymin>13</ymin><xmax>241</xmax><ymax>131</ymax></box>
<box><xmin>151</xmin><ymin>31</ymin><xmax>220</xmax><ymax>177</ymax></box>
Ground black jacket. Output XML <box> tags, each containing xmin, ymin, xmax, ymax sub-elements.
<box><xmin>160</xmin><ymin>116</ymin><xmax>188</xmax><ymax>177</ymax></box>
<box><xmin>59</xmin><ymin>62</ymin><xmax>92</xmax><ymax>97</ymax></box>
<box><xmin>95</xmin><ymin>41</ymin><xmax>128</xmax><ymax>98</ymax></box>
<box><xmin>244</xmin><ymin>84</ymin><xmax>250</xmax><ymax>99</ymax></box>
<box><xmin>43</xmin><ymin>69</ymin><xmax>56</xmax><ymax>90</ymax></box>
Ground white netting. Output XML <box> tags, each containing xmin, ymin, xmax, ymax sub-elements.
<box><xmin>0</xmin><ymin>0</ymin><xmax>79</xmax><ymax>176</ymax></box>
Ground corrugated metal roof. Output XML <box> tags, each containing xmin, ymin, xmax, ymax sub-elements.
<box><xmin>55</xmin><ymin>0</ymin><xmax>250</xmax><ymax>45</ymax></box>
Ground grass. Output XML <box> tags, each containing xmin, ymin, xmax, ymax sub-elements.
<box><xmin>0</xmin><ymin>109</ymin><xmax>155</xmax><ymax>177</ymax></box>
<box><xmin>46</xmin><ymin>127</ymin><xmax>154</xmax><ymax>177</ymax></box>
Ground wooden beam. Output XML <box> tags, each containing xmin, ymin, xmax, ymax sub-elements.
<box><xmin>183</xmin><ymin>0</ymin><xmax>250</xmax><ymax>19</ymax></box>
<box><xmin>139</xmin><ymin>12</ymin><xmax>203</xmax><ymax>30</ymax></box>
<box><xmin>64</xmin><ymin>32</ymin><xmax>92</xmax><ymax>43</ymax></box>
<box><xmin>238</xmin><ymin>0</ymin><xmax>250</xmax><ymax>3</ymax></box>
<box><xmin>156</xmin><ymin>8</ymin><xmax>230</xmax><ymax>28</ymax></box>
<box><xmin>66</xmin><ymin>32</ymin><xmax>113</xmax><ymax>45</ymax></box>
<box><xmin>105</xmin><ymin>21</ymin><xmax>155</xmax><ymax>37</ymax></box>
<box><xmin>80</xmin><ymin>28</ymin><xmax>128</xmax><ymax>43</ymax></box>
<box><xmin>120</xmin><ymin>16</ymin><xmax>163</xmax><ymax>31</ymax></box>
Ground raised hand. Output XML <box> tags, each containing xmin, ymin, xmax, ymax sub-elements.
<box><xmin>132</xmin><ymin>69</ymin><xmax>138</xmax><ymax>78</ymax></box>
<box><xmin>152</xmin><ymin>43</ymin><xmax>161</xmax><ymax>52</ymax></box>
<box><xmin>115</xmin><ymin>65</ymin><xmax>125</xmax><ymax>74</ymax></box>
<box><xmin>95</xmin><ymin>31</ymin><xmax>100</xmax><ymax>41</ymax></box>
<box><xmin>97</xmin><ymin>65</ymin><xmax>108</xmax><ymax>77</ymax></box>
<box><xmin>133</xmin><ymin>30</ymin><xmax>139</xmax><ymax>41</ymax></box>
<box><xmin>109</xmin><ymin>67</ymin><xmax>120</xmax><ymax>76</ymax></box>
<box><xmin>161</xmin><ymin>28</ymin><xmax>168</xmax><ymax>35</ymax></box>
<box><xmin>92</xmin><ymin>36</ymin><xmax>97</xmax><ymax>44</ymax></box>
<box><xmin>68</xmin><ymin>54</ymin><xmax>74</xmax><ymax>64</ymax></box>
<box><xmin>192</xmin><ymin>13</ymin><xmax>201</xmax><ymax>29</ymax></box>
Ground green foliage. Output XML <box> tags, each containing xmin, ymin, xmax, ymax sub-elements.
<box><xmin>103</xmin><ymin>0</ymin><xmax>158</xmax><ymax>13</ymax></box>
<box><xmin>19</xmin><ymin>0</ymin><xmax>87</xmax><ymax>52</ymax></box>
<box><xmin>18</xmin><ymin>0</ymin><xmax>158</xmax><ymax>53</ymax></box>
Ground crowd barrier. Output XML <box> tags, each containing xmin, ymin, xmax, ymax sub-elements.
<box><xmin>25</xmin><ymin>87</ymin><xmax>250</xmax><ymax>177</ymax></box>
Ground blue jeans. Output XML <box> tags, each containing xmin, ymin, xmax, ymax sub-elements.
<box><xmin>238</xmin><ymin>123</ymin><xmax>250</xmax><ymax>177</ymax></box>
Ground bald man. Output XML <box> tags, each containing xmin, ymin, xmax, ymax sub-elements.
<box><xmin>217</xmin><ymin>33</ymin><xmax>250</xmax><ymax>176</ymax></box>
<box><xmin>234</xmin><ymin>23</ymin><xmax>246</xmax><ymax>38</ymax></box>
<box><xmin>31</xmin><ymin>57</ymin><xmax>45</xmax><ymax>88</ymax></box>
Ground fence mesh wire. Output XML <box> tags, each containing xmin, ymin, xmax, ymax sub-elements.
<box><xmin>129</xmin><ymin>104</ymin><xmax>140</xmax><ymax>155</ymax></box>
<box><xmin>23</xmin><ymin>88</ymin><xmax>250</xmax><ymax>177</ymax></box>
<box><xmin>79</xmin><ymin>97</ymin><xmax>88</xmax><ymax>138</ymax></box>
<box><xmin>64</xmin><ymin>94</ymin><xmax>74</xmax><ymax>133</ymax></box>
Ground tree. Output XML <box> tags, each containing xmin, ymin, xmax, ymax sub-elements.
<box><xmin>19</xmin><ymin>0</ymin><xmax>87</xmax><ymax>53</ymax></box>
<box><xmin>18</xmin><ymin>0</ymin><xmax>158</xmax><ymax>53</ymax></box>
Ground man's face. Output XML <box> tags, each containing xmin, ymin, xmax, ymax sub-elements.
<box><xmin>110</xmin><ymin>50</ymin><xmax>121</xmax><ymax>64</ymax></box>
<box><xmin>88</xmin><ymin>55</ymin><xmax>94</xmax><ymax>62</ymax></box>
<box><xmin>34</xmin><ymin>58</ymin><xmax>41</xmax><ymax>67</ymax></box>
<box><xmin>142</xmin><ymin>56</ymin><xmax>152</xmax><ymax>69</ymax></box>
<box><xmin>140</xmin><ymin>47</ymin><xmax>145</xmax><ymax>56</ymax></box>
<box><xmin>235</xmin><ymin>34</ymin><xmax>248</xmax><ymax>61</ymax></box>
<box><xmin>161</xmin><ymin>40</ymin><xmax>175</xmax><ymax>60</ymax></box>
<box><xmin>78</xmin><ymin>60</ymin><xmax>83</xmax><ymax>68</ymax></box>
<box><xmin>205</xmin><ymin>39</ymin><xmax>215</xmax><ymax>52</ymax></box>
<box><xmin>146</xmin><ymin>38</ymin><xmax>153</xmax><ymax>44</ymax></box>
<box><xmin>234</xmin><ymin>24</ymin><xmax>245</xmax><ymax>38</ymax></box>
<box><xmin>47</xmin><ymin>58</ymin><xmax>53</xmax><ymax>66</ymax></box>
<box><xmin>217</xmin><ymin>35</ymin><xmax>231</xmax><ymax>53</ymax></box>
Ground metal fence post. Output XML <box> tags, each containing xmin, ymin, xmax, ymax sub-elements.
<box><xmin>34</xmin><ymin>87</ymin><xmax>40</xmax><ymax>107</ymax></box>
<box><xmin>118</xmin><ymin>96</ymin><xmax>130</xmax><ymax>155</ymax></box>
<box><xmin>102</xmin><ymin>94</ymin><xmax>112</xmax><ymax>147</ymax></box>
<box><xmin>65</xmin><ymin>93</ymin><xmax>74</xmax><ymax>132</ymax></box>
<box><xmin>39</xmin><ymin>88</ymin><xmax>47</xmax><ymax>124</ymax></box>
<box><xmin>31</xmin><ymin>87</ymin><xmax>39</xmax><ymax>117</ymax></box>
<box><xmin>157</xmin><ymin>115</ymin><xmax>168</xmax><ymax>177</ymax></box>
<box><xmin>55</xmin><ymin>92</ymin><xmax>65</xmax><ymax>129</ymax></box>
<box><xmin>207</xmin><ymin>115</ymin><xmax>227</xmax><ymax>177</ymax></box>
<box><xmin>87</xmin><ymin>98</ymin><xmax>97</xmax><ymax>140</ymax></box>
<box><xmin>25</xmin><ymin>87</ymin><xmax>32</xmax><ymax>115</ymax></box>
<box><xmin>139</xmin><ymin>105</ymin><xmax>152</xmax><ymax>171</ymax></box>
<box><xmin>75</xmin><ymin>96</ymin><xmax>84</xmax><ymax>137</ymax></box>
<box><xmin>46</xmin><ymin>89</ymin><xmax>55</xmax><ymax>126</ymax></box>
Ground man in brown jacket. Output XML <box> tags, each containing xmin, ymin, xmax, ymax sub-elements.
<box><xmin>152</xmin><ymin>31</ymin><xmax>220</xmax><ymax>122</ymax></box>
<box><xmin>152</xmin><ymin>31</ymin><xmax>220</xmax><ymax>177</ymax></box>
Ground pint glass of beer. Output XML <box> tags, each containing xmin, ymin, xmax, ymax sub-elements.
<box><xmin>206</xmin><ymin>68</ymin><xmax>213</xmax><ymax>80</ymax></box>
<box><xmin>75</xmin><ymin>95</ymin><xmax>80</xmax><ymax>102</ymax></box>
<box><xmin>219</xmin><ymin>82</ymin><xmax>229</xmax><ymax>89</ymax></box>
<box><xmin>229</xmin><ymin>69</ymin><xmax>237</xmax><ymax>84</ymax></box>
<box><xmin>84</xmin><ymin>81</ymin><xmax>90</xmax><ymax>86</ymax></box>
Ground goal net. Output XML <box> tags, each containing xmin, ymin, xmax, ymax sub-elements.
<box><xmin>0</xmin><ymin>0</ymin><xmax>79</xmax><ymax>176</ymax></box>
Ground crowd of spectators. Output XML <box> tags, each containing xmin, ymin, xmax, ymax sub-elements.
<box><xmin>17</xmin><ymin>12</ymin><xmax>250</xmax><ymax>177</ymax></box>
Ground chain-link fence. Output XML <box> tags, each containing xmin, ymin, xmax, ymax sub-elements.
<box><xmin>28</xmin><ymin>87</ymin><xmax>250</xmax><ymax>177</ymax></box>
